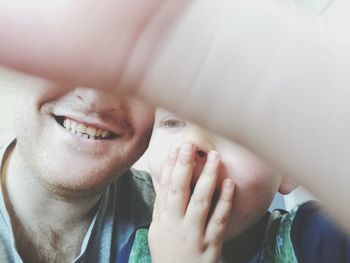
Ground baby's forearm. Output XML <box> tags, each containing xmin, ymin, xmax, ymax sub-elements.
<box><xmin>0</xmin><ymin>0</ymin><xmax>189</xmax><ymax>89</ymax></box>
<box><xmin>139</xmin><ymin>0</ymin><xmax>350</xmax><ymax>230</ymax></box>
<box><xmin>0</xmin><ymin>1</ymin><xmax>77</xmax><ymax>83</ymax></box>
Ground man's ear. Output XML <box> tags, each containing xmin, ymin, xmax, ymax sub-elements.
<box><xmin>278</xmin><ymin>176</ymin><xmax>298</xmax><ymax>195</ymax></box>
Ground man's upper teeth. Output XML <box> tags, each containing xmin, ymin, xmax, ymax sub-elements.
<box><xmin>63</xmin><ymin>118</ymin><xmax>111</xmax><ymax>139</ymax></box>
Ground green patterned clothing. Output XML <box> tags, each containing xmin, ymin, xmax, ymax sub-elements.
<box><xmin>121</xmin><ymin>202</ymin><xmax>350</xmax><ymax>263</ymax></box>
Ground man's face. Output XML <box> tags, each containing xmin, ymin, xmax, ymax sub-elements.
<box><xmin>14</xmin><ymin>77</ymin><xmax>154</xmax><ymax>197</ymax></box>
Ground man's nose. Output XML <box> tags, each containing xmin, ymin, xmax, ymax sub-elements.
<box><xmin>74</xmin><ymin>87</ymin><xmax>120</xmax><ymax>113</ymax></box>
<box><xmin>183</xmin><ymin>125</ymin><xmax>215</xmax><ymax>158</ymax></box>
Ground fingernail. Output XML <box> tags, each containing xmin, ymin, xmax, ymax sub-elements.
<box><xmin>224</xmin><ymin>178</ymin><xmax>234</xmax><ymax>189</ymax></box>
<box><xmin>181</xmin><ymin>142</ymin><xmax>193</xmax><ymax>154</ymax></box>
<box><xmin>169</xmin><ymin>146</ymin><xmax>179</xmax><ymax>156</ymax></box>
<box><xmin>207</xmin><ymin>151</ymin><xmax>219</xmax><ymax>162</ymax></box>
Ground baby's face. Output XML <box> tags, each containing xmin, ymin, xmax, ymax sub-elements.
<box><xmin>148</xmin><ymin>109</ymin><xmax>286</xmax><ymax>240</ymax></box>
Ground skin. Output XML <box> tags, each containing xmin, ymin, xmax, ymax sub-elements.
<box><xmin>2</xmin><ymin>76</ymin><xmax>154</xmax><ymax>262</ymax></box>
<box><xmin>0</xmin><ymin>0</ymin><xmax>190</xmax><ymax>89</ymax></box>
<box><xmin>149</xmin><ymin>143</ymin><xmax>235</xmax><ymax>263</ymax></box>
<box><xmin>1</xmin><ymin>0</ymin><xmax>350</xmax><ymax>230</ymax></box>
<box><xmin>147</xmin><ymin>109</ymin><xmax>297</xmax><ymax>261</ymax></box>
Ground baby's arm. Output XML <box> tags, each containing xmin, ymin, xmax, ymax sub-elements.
<box><xmin>140</xmin><ymin>1</ymin><xmax>350</xmax><ymax>232</ymax></box>
<box><xmin>0</xmin><ymin>0</ymin><xmax>188</xmax><ymax>89</ymax></box>
<box><xmin>149</xmin><ymin>143</ymin><xmax>234</xmax><ymax>263</ymax></box>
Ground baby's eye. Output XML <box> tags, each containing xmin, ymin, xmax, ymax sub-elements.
<box><xmin>159</xmin><ymin>118</ymin><xmax>187</xmax><ymax>129</ymax></box>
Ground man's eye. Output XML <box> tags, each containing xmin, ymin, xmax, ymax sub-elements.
<box><xmin>159</xmin><ymin>118</ymin><xmax>186</xmax><ymax>129</ymax></box>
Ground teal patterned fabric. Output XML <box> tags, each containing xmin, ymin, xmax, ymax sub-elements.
<box><xmin>261</xmin><ymin>206</ymin><xmax>299</xmax><ymax>262</ymax></box>
<box><xmin>128</xmin><ymin>229</ymin><xmax>152</xmax><ymax>263</ymax></box>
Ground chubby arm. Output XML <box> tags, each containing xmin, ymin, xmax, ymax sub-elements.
<box><xmin>139</xmin><ymin>0</ymin><xmax>350</xmax><ymax>231</ymax></box>
<box><xmin>0</xmin><ymin>0</ymin><xmax>189</xmax><ymax>88</ymax></box>
<box><xmin>1</xmin><ymin>0</ymin><xmax>350</xmax><ymax>229</ymax></box>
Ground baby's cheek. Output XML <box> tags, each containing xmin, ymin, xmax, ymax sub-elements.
<box><xmin>148</xmin><ymin>153</ymin><xmax>167</xmax><ymax>182</ymax></box>
<box><xmin>233</xmin><ymin>172</ymin><xmax>277</xmax><ymax>212</ymax></box>
<box><xmin>149</xmin><ymin>164</ymin><xmax>161</xmax><ymax>183</ymax></box>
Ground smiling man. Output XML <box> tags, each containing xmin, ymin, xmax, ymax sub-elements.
<box><xmin>0</xmin><ymin>77</ymin><xmax>155</xmax><ymax>262</ymax></box>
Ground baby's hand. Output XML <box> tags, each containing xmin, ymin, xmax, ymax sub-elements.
<box><xmin>149</xmin><ymin>143</ymin><xmax>234</xmax><ymax>263</ymax></box>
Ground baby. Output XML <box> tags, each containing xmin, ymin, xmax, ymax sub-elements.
<box><xmin>147</xmin><ymin>108</ymin><xmax>297</xmax><ymax>262</ymax></box>
<box><xmin>122</xmin><ymin>108</ymin><xmax>348</xmax><ymax>263</ymax></box>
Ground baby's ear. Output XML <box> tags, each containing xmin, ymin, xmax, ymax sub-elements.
<box><xmin>278</xmin><ymin>176</ymin><xmax>298</xmax><ymax>195</ymax></box>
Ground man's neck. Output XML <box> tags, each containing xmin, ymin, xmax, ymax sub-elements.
<box><xmin>1</xmin><ymin>145</ymin><xmax>102</xmax><ymax>262</ymax></box>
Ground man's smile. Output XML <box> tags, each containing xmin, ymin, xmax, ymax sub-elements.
<box><xmin>55</xmin><ymin>116</ymin><xmax>117</xmax><ymax>140</ymax></box>
<box><xmin>54</xmin><ymin>116</ymin><xmax>119</xmax><ymax>140</ymax></box>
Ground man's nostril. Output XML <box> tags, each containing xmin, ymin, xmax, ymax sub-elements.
<box><xmin>197</xmin><ymin>150</ymin><xmax>206</xmax><ymax>158</ymax></box>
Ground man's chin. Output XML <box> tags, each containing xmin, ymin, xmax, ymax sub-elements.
<box><xmin>38</xmin><ymin>166</ymin><xmax>123</xmax><ymax>199</ymax></box>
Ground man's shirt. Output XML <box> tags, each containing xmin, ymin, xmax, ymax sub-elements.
<box><xmin>0</xmin><ymin>138</ymin><xmax>155</xmax><ymax>263</ymax></box>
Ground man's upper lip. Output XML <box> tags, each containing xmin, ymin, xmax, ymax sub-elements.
<box><xmin>54</xmin><ymin>113</ymin><xmax>123</xmax><ymax>136</ymax></box>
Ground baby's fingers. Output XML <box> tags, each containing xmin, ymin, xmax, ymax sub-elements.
<box><xmin>157</xmin><ymin>147</ymin><xmax>179</xmax><ymax>194</ymax></box>
<box><xmin>153</xmin><ymin>147</ymin><xmax>179</xmax><ymax>220</ymax></box>
<box><xmin>205</xmin><ymin>178</ymin><xmax>234</xmax><ymax>244</ymax></box>
<box><xmin>166</xmin><ymin>142</ymin><xmax>196</xmax><ymax>219</ymax></box>
<box><xmin>185</xmin><ymin>151</ymin><xmax>220</xmax><ymax>229</ymax></box>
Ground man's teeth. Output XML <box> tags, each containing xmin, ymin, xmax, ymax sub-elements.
<box><xmin>62</xmin><ymin>118</ymin><xmax>111</xmax><ymax>139</ymax></box>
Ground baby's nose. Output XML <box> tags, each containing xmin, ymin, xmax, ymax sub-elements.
<box><xmin>191</xmin><ymin>144</ymin><xmax>216</xmax><ymax>185</ymax></box>
<box><xmin>183</xmin><ymin>126</ymin><xmax>215</xmax><ymax>159</ymax></box>
<box><xmin>196</xmin><ymin>149</ymin><xmax>207</xmax><ymax>159</ymax></box>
